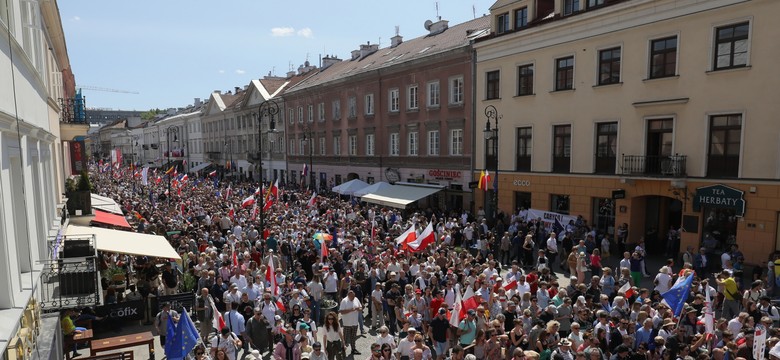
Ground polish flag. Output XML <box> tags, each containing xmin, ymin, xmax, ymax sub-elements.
<box><xmin>276</xmin><ymin>298</ymin><xmax>286</xmax><ymax>313</ymax></box>
<box><xmin>180</xmin><ymin>174</ymin><xmax>189</xmax><ymax>183</ymax></box>
<box><xmin>241</xmin><ymin>195</ymin><xmax>256</xmax><ymax>208</ymax></box>
<box><xmin>459</xmin><ymin>285</ymin><xmax>480</xmax><ymax>319</ymax></box>
<box><xmin>307</xmin><ymin>192</ymin><xmax>317</xmax><ymax>208</ymax></box>
<box><xmin>321</xmin><ymin>240</ymin><xmax>329</xmax><ymax>261</ymax></box>
<box><xmin>395</xmin><ymin>224</ymin><xmax>417</xmax><ymax>246</ymax></box>
<box><xmin>263</xmin><ymin>179</ymin><xmax>279</xmax><ymax>211</ymax></box>
<box><xmin>503</xmin><ymin>276</ymin><xmax>518</xmax><ymax>291</ymax></box>
<box><xmin>704</xmin><ymin>288</ymin><xmax>714</xmax><ymax>339</ymax></box>
<box><xmin>250</xmin><ymin>203</ymin><xmax>258</xmax><ymax>221</ymax></box>
<box><xmin>450</xmin><ymin>288</ymin><xmax>463</xmax><ymax>327</ymax></box>
<box><xmin>224</xmin><ymin>184</ymin><xmax>232</xmax><ymax>199</ymax></box>
<box><xmin>618</xmin><ymin>282</ymin><xmax>635</xmax><ymax>298</ymax></box>
<box><xmin>208</xmin><ymin>170</ymin><xmax>217</xmax><ymax>177</ymax></box>
<box><xmin>254</xmin><ymin>186</ymin><xmax>262</xmax><ymax>196</ymax></box>
<box><xmin>227</xmin><ymin>206</ymin><xmax>235</xmax><ymax>220</ymax></box>
<box><xmin>210</xmin><ymin>297</ymin><xmax>226</xmax><ymax>331</ymax></box>
<box><xmin>266</xmin><ymin>256</ymin><xmax>280</xmax><ymax>296</ymax></box>
<box><xmin>407</xmin><ymin>222</ymin><xmax>435</xmax><ymax>253</ymax></box>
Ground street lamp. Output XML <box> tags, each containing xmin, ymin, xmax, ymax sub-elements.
<box><xmin>165</xmin><ymin>126</ymin><xmax>179</xmax><ymax>201</ymax></box>
<box><xmin>256</xmin><ymin>98</ymin><xmax>279</xmax><ymax>238</ymax></box>
<box><xmin>483</xmin><ymin>105</ymin><xmax>500</xmax><ymax>225</ymax></box>
<box><xmin>301</xmin><ymin>127</ymin><xmax>314</xmax><ymax>190</ymax></box>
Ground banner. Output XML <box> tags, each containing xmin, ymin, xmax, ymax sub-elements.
<box><xmin>111</xmin><ymin>148</ymin><xmax>122</xmax><ymax>166</ymax></box>
<box><xmin>96</xmin><ymin>299</ymin><xmax>145</xmax><ymax>321</ymax></box>
<box><xmin>524</xmin><ymin>208</ymin><xmax>578</xmax><ymax>232</ymax></box>
<box><xmin>754</xmin><ymin>324</ymin><xmax>767</xmax><ymax>360</ymax></box>
<box><xmin>69</xmin><ymin>141</ymin><xmax>87</xmax><ymax>175</ymax></box>
<box><xmin>158</xmin><ymin>293</ymin><xmax>196</xmax><ymax>313</ymax></box>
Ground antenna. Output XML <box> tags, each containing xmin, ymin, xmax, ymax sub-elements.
<box><xmin>473</xmin><ymin>4</ymin><xmax>476</xmax><ymax>18</ymax></box>
<box><xmin>378</xmin><ymin>37</ymin><xmax>381</xmax><ymax>47</ymax></box>
<box><xmin>435</xmin><ymin>1</ymin><xmax>440</xmax><ymax>20</ymax></box>
<box><xmin>395</xmin><ymin>26</ymin><xmax>400</xmax><ymax>36</ymax></box>
<box><xmin>289</xmin><ymin>61</ymin><xmax>293</xmax><ymax>71</ymax></box>
<box><xmin>271</xmin><ymin>66</ymin><xmax>275</xmax><ymax>76</ymax></box>
<box><xmin>306</xmin><ymin>53</ymin><xmax>310</xmax><ymax>62</ymax></box>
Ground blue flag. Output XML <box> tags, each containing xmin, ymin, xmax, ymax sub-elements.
<box><xmin>661</xmin><ymin>274</ymin><xmax>694</xmax><ymax>317</ymax></box>
<box><xmin>552</xmin><ymin>218</ymin><xmax>564</xmax><ymax>235</ymax></box>
<box><xmin>164</xmin><ymin>315</ymin><xmax>177</xmax><ymax>358</ymax></box>
<box><xmin>165</xmin><ymin>310</ymin><xmax>200</xmax><ymax>360</ymax></box>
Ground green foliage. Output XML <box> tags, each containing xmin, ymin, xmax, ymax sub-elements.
<box><xmin>140</xmin><ymin>108</ymin><xmax>163</xmax><ymax>120</ymax></box>
<box><xmin>65</xmin><ymin>178</ymin><xmax>77</xmax><ymax>194</ymax></box>
<box><xmin>77</xmin><ymin>170</ymin><xmax>93</xmax><ymax>191</ymax></box>
<box><xmin>181</xmin><ymin>272</ymin><xmax>197</xmax><ymax>293</ymax></box>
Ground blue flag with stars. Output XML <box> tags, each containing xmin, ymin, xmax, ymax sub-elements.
<box><xmin>661</xmin><ymin>273</ymin><xmax>694</xmax><ymax>317</ymax></box>
<box><xmin>164</xmin><ymin>315</ymin><xmax>177</xmax><ymax>358</ymax></box>
<box><xmin>165</xmin><ymin>309</ymin><xmax>200</xmax><ymax>360</ymax></box>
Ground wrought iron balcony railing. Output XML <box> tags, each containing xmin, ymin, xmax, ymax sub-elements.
<box><xmin>620</xmin><ymin>154</ymin><xmax>687</xmax><ymax>177</ymax></box>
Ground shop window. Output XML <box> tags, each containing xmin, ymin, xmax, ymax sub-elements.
<box><xmin>701</xmin><ymin>207</ymin><xmax>738</xmax><ymax>261</ymax></box>
<box><xmin>592</xmin><ymin>197</ymin><xmax>615</xmax><ymax>237</ymax></box>
<box><xmin>551</xmin><ymin>194</ymin><xmax>570</xmax><ymax>215</ymax></box>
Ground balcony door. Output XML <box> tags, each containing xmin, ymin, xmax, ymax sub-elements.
<box><xmin>646</xmin><ymin>119</ymin><xmax>673</xmax><ymax>174</ymax></box>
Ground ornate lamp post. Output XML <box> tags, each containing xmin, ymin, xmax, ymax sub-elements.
<box><xmin>483</xmin><ymin>105</ymin><xmax>500</xmax><ymax>224</ymax></box>
<box><xmin>301</xmin><ymin>126</ymin><xmax>314</xmax><ymax>190</ymax></box>
<box><xmin>256</xmin><ymin>99</ymin><xmax>279</xmax><ymax>238</ymax></box>
<box><xmin>165</xmin><ymin>126</ymin><xmax>179</xmax><ymax>201</ymax></box>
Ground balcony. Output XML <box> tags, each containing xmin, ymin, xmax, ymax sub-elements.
<box><xmin>58</xmin><ymin>97</ymin><xmax>87</xmax><ymax>124</ymax></box>
<box><xmin>620</xmin><ymin>154</ymin><xmax>687</xmax><ymax>177</ymax></box>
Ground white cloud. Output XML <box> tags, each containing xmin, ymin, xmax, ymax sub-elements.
<box><xmin>218</xmin><ymin>70</ymin><xmax>225</xmax><ymax>74</ymax></box>
<box><xmin>71</xmin><ymin>16</ymin><xmax>81</xmax><ymax>21</ymax></box>
<box><xmin>271</xmin><ymin>27</ymin><xmax>295</xmax><ymax>37</ymax></box>
<box><xmin>235</xmin><ymin>69</ymin><xmax>246</xmax><ymax>75</ymax></box>
<box><xmin>297</xmin><ymin>28</ymin><xmax>313</xmax><ymax>38</ymax></box>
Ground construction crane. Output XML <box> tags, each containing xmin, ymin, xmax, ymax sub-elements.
<box><xmin>77</xmin><ymin>85</ymin><xmax>140</xmax><ymax>94</ymax></box>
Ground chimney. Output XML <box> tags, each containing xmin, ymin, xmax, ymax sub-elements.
<box><xmin>298</xmin><ymin>64</ymin><xmax>305</xmax><ymax>75</ymax></box>
<box><xmin>429</xmin><ymin>19</ymin><xmax>449</xmax><ymax>35</ymax></box>
<box><xmin>322</xmin><ymin>55</ymin><xmax>342</xmax><ymax>69</ymax></box>
<box><xmin>234</xmin><ymin>86</ymin><xmax>241</xmax><ymax>93</ymax></box>
<box><xmin>287</xmin><ymin>70</ymin><xmax>296</xmax><ymax>78</ymax></box>
<box><xmin>194</xmin><ymin>98</ymin><xmax>201</xmax><ymax>107</ymax></box>
<box><xmin>359</xmin><ymin>42</ymin><xmax>379</xmax><ymax>58</ymax></box>
<box><xmin>391</xmin><ymin>35</ymin><xmax>403</xmax><ymax>48</ymax></box>
<box><xmin>350</xmin><ymin>50</ymin><xmax>360</xmax><ymax>60</ymax></box>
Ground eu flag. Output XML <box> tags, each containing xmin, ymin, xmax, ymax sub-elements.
<box><xmin>164</xmin><ymin>315</ymin><xmax>177</xmax><ymax>358</ymax></box>
<box><xmin>661</xmin><ymin>273</ymin><xmax>694</xmax><ymax>316</ymax></box>
<box><xmin>165</xmin><ymin>310</ymin><xmax>200</xmax><ymax>360</ymax></box>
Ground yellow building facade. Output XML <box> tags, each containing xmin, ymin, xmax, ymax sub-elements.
<box><xmin>474</xmin><ymin>0</ymin><xmax>780</xmax><ymax>265</ymax></box>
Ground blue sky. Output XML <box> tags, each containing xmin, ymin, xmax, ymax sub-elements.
<box><xmin>59</xmin><ymin>0</ymin><xmax>495</xmax><ymax>111</ymax></box>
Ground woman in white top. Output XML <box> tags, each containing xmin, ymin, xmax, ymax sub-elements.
<box><xmin>322</xmin><ymin>312</ymin><xmax>345</xmax><ymax>360</ymax></box>
<box><xmin>653</xmin><ymin>267</ymin><xmax>673</xmax><ymax>293</ymax></box>
<box><xmin>375</xmin><ymin>326</ymin><xmax>397</xmax><ymax>352</ymax></box>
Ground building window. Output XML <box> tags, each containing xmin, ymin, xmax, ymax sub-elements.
<box><xmin>486</xmin><ymin>70</ymin><xmax>500</xmax><ymax>100</ymax></box>
<box><xmin>289</xmin><ymin>139</ymin><xmax>296</xmax><ymax>155</ymax></box>
<box><xmin>333</xmin><ymin>136</ymin><xmax>341</xmax><ymax>155</ymax></box>
<box><xmin>516</xmin><ymin>127</ymin><xmax>532</xmax><ymax>172</ymax></box>
<box><xmin>563</xmin><ymin>0</ymin><xmax>580</xmax><ymax>16</ymax></box>
<box><xmin>427</xmin><ymin>81</ymin><xmax>440</xmax><ymax>107</ymax></box>
<box><xmin>295</xmin><ymin>106</ymin><xmax>302</xmax><ymax>123</ymax></box>
<box><xmin>450</xmin><ymin>129</ymin><xmax>463</xmax><ymax>156</ymax></box>
<box><xmin>517</xmin><ymin>64</ymin><xmax>534</xmax><ymax>96</ymax></box>
<box><xmin>332</xmin><ymin>100</ymin><xmax>341</xmax><ymax>120</ymax></box>
<box><xmin>450</xmin><ymin>76</ymin><xmax>464</xmax><ymax>105</ymax></box>
<box><xmin>348</xmin><ymin>96</ymin><xmax>357</xmax><ymax>118</ymax></box>
<box><xmin>365</xmin><ymin>94</ymin><xmax>374</xmax><ymax>115</ymax></box>
<box><xmin>551</xmin><ymin>194</ymin><xmax>570</xmax><ymax>215</ymax></box>
<box><xmin>553</xmin><ymin>125</ymin><xmax>571</xmax><ymax>173</ymax></box>
<box><xmin>308</xmin><ymin>105</ymin><xmax>314</xmax><ymax>122</ymax></box>
<box><xmin>555</xmin><ymin>56</ymin><xmax>574</xmax><ymax>91</ymax></box>
<box><xmin>389</xmin><ymin>89</ymin><xmax>400</xmax><ymax>112</ymax></box>
<box><xmin>649</xmin><ymin>36</ymin><xmax>678</xmax><ymax>78</ymax></box>
<box><xmin>587</xmin><ymin>0</ymin><xmax>605</xmax><ymax>9</ymax></box>
<box><xmin>319</xmin><ymin>137</ymin><xmax>326</xmax><ymax>155</ymax></box>
<box><xmin>366</xmin><ymin>134</ymin><xmax>375</xmax><ymax>156</ymax></box>
<box><xmin>390</xmin><ymin>133</ymin><xmax>400</xmax><ymax>156</ymax></box>
<box><xmin>408</xmin><ymin>85</ymin><xmax>419</xmax><ymax>110</ymax></box>
<box><xmin>408</xmin><ymin>132</ymin><xmax>418</xmax><ymax>156</ymax></box>
<box><xmin>428</xmin><ymin>131</ymin><xmax>439</xmax><ymax>156</ymax></box>
<box><xmin>598</xmin><ymin>47</ymin><xmax>621</xmax><ymax>85</ymax></box>
<box><xmin>496</xmin><ymin>12</ymin><xmax>510</xmax><ymax>34</ymax></box>
<box><xmin>714</xmin><ymin>22</ymin><xmax>749</xmax><ymax>70</ymax></box>
<box><xmin>348</xmin><ymin>135</ymin><xmax>357</xmax><ymax>156</ymax></box>
<box><xmin>595</xmin><ymin>122</ymin><xmax>617</xmax><ymax>174</ymax></box>
<box><xmin>299</xmin><ymin>139</ymin><xmax>305</xmax><ymax>155</ymax></box>
<box><xmin>515</xmin><ymin>8</ymin><xmax>528</xmax><ymax>29</ymax></box>
<box><xmin>708</xmin><ymin>114</ymin><xmax>742</xmax><ymax>178</ymax></box>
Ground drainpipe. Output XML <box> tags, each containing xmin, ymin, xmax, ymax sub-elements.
<box><xmin>470</xmin><ymin>43</ymin><xmax>478</xmax><ymax>214</ymax></box>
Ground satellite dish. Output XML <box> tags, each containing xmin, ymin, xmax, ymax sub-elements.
<box><xmin>424</xmin><ymin>20</ymin><xmax>433</xmax><ymax>31</ymax></box>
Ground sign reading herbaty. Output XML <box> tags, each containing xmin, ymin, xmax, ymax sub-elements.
<box><xmin>692</xmin><ymin>184</ymin><xmax>745</xmax><ymax>217</ymax></box>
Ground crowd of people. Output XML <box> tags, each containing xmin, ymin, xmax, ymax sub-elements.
<box><xmin>79</xmin><ymin>164</ymin><xmax>780</xmax><ymax>360</ymax></box>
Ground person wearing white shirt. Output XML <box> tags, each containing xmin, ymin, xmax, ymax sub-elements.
<box><xmin>223</xmin><ymin>284</ymin><xmax>242</xmax><ymax>309</ymax></box>
<box><xmin>546</xmin><ymin>233</ymin><xmax>559</xmax><ymax>275</ymax></box>
<box><xmin>654</xmin><ymin>267</ymin><xmax>673</xmax><ymax>293</ymax></box>
<box><xmin>323</xmin><ymin>269</ymin><xmax>339</xmax><ymax>301</ymax></box>
<box><xmin>339</xmin><ymin>290</ymin><xmax>363</xmax><ymax>355</ymax></box>
<box><xmin>307</xmin><ymin>276</ymin><xmax>324</xmax><ymax>323</ymax></box>
<box><xmin>229</xmin><ymin>270</ymin><xmax>248</xmax><ymax>291</ymax></box>
<box><xmin>619</xmin><ymin>252</ymin><xmax>631</xmax><ymax>273</ymax></box>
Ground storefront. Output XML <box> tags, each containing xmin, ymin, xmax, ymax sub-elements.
<box><xmin>692</xmin><ymin>184</ymin><xmax>745</xmax><ymax>259</ymax></box>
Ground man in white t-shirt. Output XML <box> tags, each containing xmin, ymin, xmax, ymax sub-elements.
<box><xmin>371</xmin><ymin>283</ymin><xmax>385</xmax><ymax>329</ymax></box>
<box><xmin>339</xmin><ymin>290</ymin><xmax>363</xmax><ymax>355</ymax></box>
<box><xmin>323</xmin><ymin>269</ymin><xmax>339</xmax><ymax>301</ymax></box>
<box><xmin>307</xmin><ymin>276</ymin><xmax>324</xmax><ymax>324</ymax></box>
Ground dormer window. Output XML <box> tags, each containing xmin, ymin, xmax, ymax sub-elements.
<box><xmin>497</xmin><ymin>12</ymin><xmax>510</xmax><ymax>34</ymax></box>
<box><xmin>587</xmin><ymin>0</ymin><xmax>605</xmax><ymax>9</ymax></box>
<box><xmin>563</xmin><ymin>0</ymin><xmax>580</xmax><ymax>16</ymax></box>
<box><xmin>515</xmin><ymin>8</ymin><xmax>528</xmax><ymax>29</ymax></box>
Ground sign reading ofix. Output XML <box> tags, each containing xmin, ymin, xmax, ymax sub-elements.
<box><xmin>692</xmin><ymin>184</ymin><xmax>746</xmax><ymax>217</ymax></box>
<box><xmin>428</xmin><ymin>169</ymin><xmax>462</xmax><ymax>180</ymax></box>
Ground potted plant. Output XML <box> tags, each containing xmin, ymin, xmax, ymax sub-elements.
<box><xmin>66</xmin><ymin>171</ymin><xmax>92</xmax><ymax>215</ymax></box>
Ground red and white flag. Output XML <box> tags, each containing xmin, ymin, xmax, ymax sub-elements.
<box><xmin>262</xmin><ymin>179</ymin><xmax>279</xmax><ymax>211</ymax></box>
<box><xmin>321</xmin><ymin>240</ymin><xmax>329</xmax><ymax>261</ymax></box>
<box><xmin>266</xmin><ymin>255</ymin><xmax>280</xmax><ymax>296</ymax></box>
<box><xmin>210</xmin><ymin>297</ymin><xmax>226</xmax><ymax>331</ymax></box>
<box><xmin>503</xmin><ymin>276</ymin><xmax>518</xmax><ymax>291</ymax></box>
<box><xmin>459</xmin><ymin>285</ymin><xmax>480</xmax><ymax>319</ymax></box>
<box><xmin>241</xmin><ymin>195</ymin><xmax>256</xmax><ymax>208</ymax></box>
<box><xmin>227</xmin><ymin>206</ymin><xmax>235</xmax><ymax>220</ymax></box>
<box><xmin>307</xmin><ymin>192</ymin><xmax>317</xmax><ymax>208</ymax></box>
<box><xmin>407</xmin><ymin>221</ymin><xmax>435</xmax><ymax>253</ymax></box>
<box><xmin>450</xmin><ymin>288</ymin><xmax>463</xmax><ymax>327</ymax></box>
<box><xmin>704</xmin><ymin>288</ymin><xmax>714</xmax><ymax>340</ymax></box>
<box><xmin>224</xmin><ymin>184</ymin><xmax>232</xmax><ymax>199</ymax></box>
<box><xmin>250</xmin><ymin>203</ymin><xmax>259</xmax><ymax>221</ymax></box>
<box><xmin>618</xmin><ymin>281</ymin><xmax>635</xmax><ymax>298</ymax></box>
<box><xmin>231</xmin><ymin>243</ymin><xmax>238</xmax><ymax>268</ymax></box>
<box><xmin>208</xmin><ymin>170</ymin><xmax>217</xmax><ymax>177</ymax></box>
<box><xmin>395</xmin><ymin>224</ymin><xmax>416</xmax><ymax>245</ymax></box>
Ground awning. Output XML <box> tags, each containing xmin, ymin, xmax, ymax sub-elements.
<box><xmin>360</xmin><ymin>183</ymin><xmax>444</xmax><ymax>209</ymax></box>
<box><xmin>66</xmin><ymin>225</ymin><xmax>180</xmax><ymax>260</ymax></box>
<box><xmin>91</xmin><ymin>209</ymin><xmax>131</xmax><ymax>229</ymax></box>
<box><xmin>353</xmin><ymin>181</ymin><xmax>393</xmax><ymax>197</ymax></box>
<box><xmin>189</xmin><ymin>162</ymin><xmax>212</xmax><ymax>173</ymax></box>
<box><xmin>90</xmin><ymin>194</ymin><xmax>123</xmax><ymax>215</ymax></box>
<box><xmin>331</xmin><ymin>179</ymin><xmax>369</xmax><ymax>196</ymax></box>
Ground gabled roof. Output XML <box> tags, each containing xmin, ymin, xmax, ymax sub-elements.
<box><xmin>286</xmin><ymin>16</ymin><xmax>490</xmax><ymax>93</ymax></box>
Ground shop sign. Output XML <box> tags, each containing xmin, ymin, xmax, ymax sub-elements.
<box><xmin>428</xmin><ymin>169</ymin><xmax>462</xmax><ymax>180</ymax></box>
<box><xmin>512</xmin><ymin>179</ymin><xmax>531</xmax><ymax>187</ymax></box>
<box><xmin>97</xmin><ymin>299</ymin><xmax>145</xmax><ymax>321</ymax></box>
<box><xmin>69</xmin><ymin>141</ymin><xmax>87</xmax><ymax>175</ymax></box>
<box><xmin>385</xmin><ymin>168</ymin><xmax>400</xmax><ymax>184</ymax></box>
<box><xmin>692</xmin><ymin>184</ymin><xmax>745</xmax><ymax>217</ymax></box>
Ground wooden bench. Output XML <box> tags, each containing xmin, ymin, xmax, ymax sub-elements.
<box><xmin>64</xmin><ymin>330</ymin><xmax>94</xmax><ymax>360</ymax></box>
<box><xmin>80</xmin><ymin>351</ymin><xmax>134</xmax><ymax>360</ymax></box>
<box><xmin>89</xmin><ymin>331</ymin><xmax>154</xmax><ymax>357</ymax></box>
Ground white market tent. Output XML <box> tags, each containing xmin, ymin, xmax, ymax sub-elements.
<box><xmin>360</xmin><ymin>183</ymin><xmax>444</xmax><ymax>209</ymax></box>
<box><xmin>90</xmin><ymin>194</ymin><xmax>123</xmax><ymax>215</ymax></box>
<box><xmin>353</xmin><ymin>181</ymin><xmax>393</xmax><ymax>197</ymax></box>
<box><xmin>331</xmin><ymin>179</ymin><xmax>369</xmax><ymax>196</ymax></box>
<box><xmin>66</xmin><ymin>225</ymin><xmax>180</xmax><ymax>260</ymax></box>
